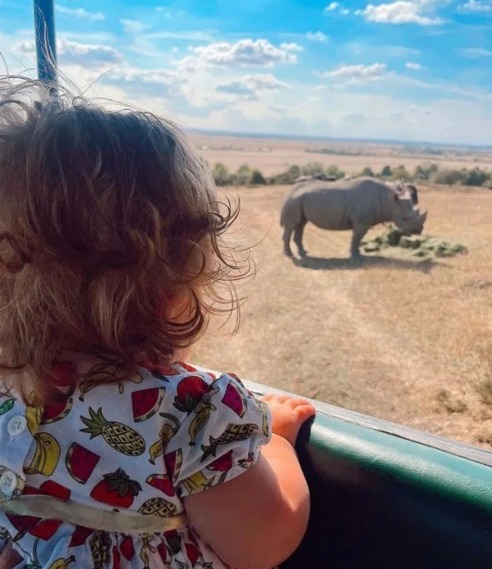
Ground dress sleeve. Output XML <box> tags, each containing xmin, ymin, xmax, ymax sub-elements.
<box><xmin>163</xmin><ymin>373</ymin><xmax>271</xmax><ymax>498</ymax></box>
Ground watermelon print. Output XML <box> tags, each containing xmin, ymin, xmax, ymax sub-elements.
<box><xmin>146</xmin><ymin>474</ymin><xmax>176</xmax><ymax>497</ymax></box>
<box><xmin>0</xmin><ymin>360</ymin><xmax>270</xmax><ymax>568</ymax></box>
<box><xmin>65</xmin><ymin>443</ymin><xmax>100</xmax><ymax>484</ymax></box>
<box><xmin>132</xmin><ymin>387</ymin><xmax>165</xmax><ymax>422</ymax></box>
<box><xmin>41</xmin><ymin>397</ymin><xmax>73</xmax><ymax>425</ymax></box>
<box><xmin>222</xmin><ymin>381</ymin><xmax>248</xmax><ymax>418</ymax></box>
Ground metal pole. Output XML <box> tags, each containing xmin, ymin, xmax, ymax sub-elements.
<box><xmin>33</xmin><ymin>0</ymin><xmax>58</xmax><ymax>93</ymax></box>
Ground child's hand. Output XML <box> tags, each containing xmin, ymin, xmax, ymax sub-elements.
<box><xmin>260</xmin><ymin>394</ymin><xmax>316</xmax><ymax>446</ymax></box>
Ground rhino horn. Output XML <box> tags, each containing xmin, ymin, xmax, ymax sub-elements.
<box><xmin>420</xmin><ymin>210</ymin><xmax>428</xmax><ymax>223</ymax></box>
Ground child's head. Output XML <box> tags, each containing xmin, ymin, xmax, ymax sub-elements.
<box><xmin>0</xmin><ymin>77</ymin><xmax>246</xmax><ymax>402</ymax></box>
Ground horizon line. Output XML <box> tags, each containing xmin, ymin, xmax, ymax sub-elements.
<box><xmin>188</xmin><ymin>128</ymin><xmax>492</xmax><ymax>151</ymax></box>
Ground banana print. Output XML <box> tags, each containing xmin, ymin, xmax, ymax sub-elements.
<box><xmin>148</xmin><ymin>413</ymin><xmax>180</xmax><ymax>464</ymax></box>
<box><xmin>0</xmin><ymin>365</ymin><xmax>270</xmax><ymax>569</ymax></box>
<box><xmin>188</xmin><ymin>400</ymin><xmax>216</xmax><ymax>446</ymax></box>
<box><xmin>180</xmin><ymin>471</ymin><xmax>213</xmax><ymax>496</ymax></box>
<box><xmin>25</xmin><ymin>432</ymin><xmax>61</xmax><ymax>476</ymax></box>
<box><xmin>26</xmin><ymin>405</ymin><xmax>42</xmax><ymax>435</ymax></box>
<box><xmin>48</xmin><ymin>556</ymin><xmax>75</xmax><ymax>569</ymax></box>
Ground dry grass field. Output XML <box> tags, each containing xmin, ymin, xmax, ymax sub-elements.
<box><xmin>191</xmin><ymin>133</ymin><xmax>492</xmax><ymax>176</ymax></box>
<box><xmin>192</xmin><ymin>181</ymin><xmax>492</xmax><ymax>451</ymax></box>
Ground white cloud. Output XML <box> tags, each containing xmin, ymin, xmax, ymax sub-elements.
<box><xmin>357</xmin><ymin>1</ymin><xmax>443</xmax><ymax>25</ymax></box>
<box><xmin>306</xmin><ymin>31</ymin><xmax>329</xmax><ymax>42</ymax></box>
<box><xmin>55</xmin><ymin>5</ymin><xmax>105</xmax><ymax>22</ymax></box>
<box><xmin>325</xmin><ymin>2</ymin><xmax>350</xmax><ymax>14</ymax></box>
<box><xmin>458</xmin><ymin>0</ymin><xmax>492</xmax><ymax>11</ymax></box>
<box><xmin>108</xmin><ymin>67</ymin><xmax>182</xmax><ymax>87</ymax></box>
<box><xmin>280</xmin><ymin>42</ymin><xmax>303</xmax><ymax>52</ymax></box>
<box><xmin>406</xmin><ymin>61</ymin><xmax>423</xmax><ymax>69</ymax></box>
<box><xmin>120</xmin><ymin>20</ymin><xmax>150</xmax><ymax>34</ymax></box>
<box><xmin>216</xmin><ymin>74</ymin><xmax>289</xmax><ymax>98</ymax></box>
<box><xmin>16</xmin><ymin>38</ymin><xmax>123</xmax><ymax>69</ymax></box>
<box><xmin>458</xmin><ymin>47</ymin><xmax>492</xmax><ymax>57</ymax></box>
<box><xmin>177</xmin><ymin>39</ymin><xmax>301</xmax><ymax>70</ymax></box>
<box><xmin>323</xmin><ymin>62</ymin><xmax>388</xmax><ymax>82</ymax></box>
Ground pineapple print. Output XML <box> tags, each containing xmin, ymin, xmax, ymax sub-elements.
<box><xmin>138</xmin><ymin>497</ymin><xmax>178</xmax><ymax>517</ymax></box>
<box><xmin>80</xmin><ymin>407</ymin><xmax>145</xmax><ymax>456</ymax></box>
<box><xmin>89</xmin><ymin>531</ymin><xmax>111</xmax><ymax>569</ymax></box>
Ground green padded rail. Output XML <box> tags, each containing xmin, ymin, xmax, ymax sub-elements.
<box><xmin>244</xmin><ymin>380</ymin><xmax>492</xmax><ymax>569</ymax></box>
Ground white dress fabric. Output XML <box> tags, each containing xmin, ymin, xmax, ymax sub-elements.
<box><xmin>0</xmin><ymin>356</ymin><xmax>271</xmax><ymax>568</ymax></box>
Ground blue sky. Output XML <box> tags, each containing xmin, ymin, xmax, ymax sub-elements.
<box><xmin>1</xmin><ymin>0</ymin><xmax>492</xmax><ymax>144</ymax></box>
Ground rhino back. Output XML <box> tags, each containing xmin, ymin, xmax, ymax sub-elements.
<box><xmin>299</xmin><ymin>177</ymin><xmax>394</xmax><ymax>229</ymax></box>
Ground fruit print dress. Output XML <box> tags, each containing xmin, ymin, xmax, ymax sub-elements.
<box><xmin>0</xmin><ymin>355</ymin><xmax>271</xmax><ymax>568</ymax></box>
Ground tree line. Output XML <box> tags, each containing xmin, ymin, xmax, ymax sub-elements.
<box><xmin>211</xmin><ymin>161</ymin><xmax>492</xmax><ymax>188</ymax></box>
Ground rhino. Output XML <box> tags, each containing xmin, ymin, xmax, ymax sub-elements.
<box><xmin>280</xmin><ymin>176</ymin><xmax>427</xmax><ymax>258</ymax></box>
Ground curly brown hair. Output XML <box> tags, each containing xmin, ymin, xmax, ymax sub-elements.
<box><xmin>0</xmin><ymin>77</ymin><xmax>249</xmax><ymax>404</ymax></box>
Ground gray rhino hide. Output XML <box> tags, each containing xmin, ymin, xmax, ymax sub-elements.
<box><xmin>280</xmin><ymin>176</ymin><xmax>425</xmax><ymax>258</ymax></box>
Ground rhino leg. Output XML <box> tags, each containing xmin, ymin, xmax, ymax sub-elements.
<box><xmin>283</xmin><ymin>227</ymin><xmax>294</xmax><ymax>256</ymax></box>
<box><xmin>293</xmin><ymin>219</ymin><xmax>308</xmax><ymax>257</ymax></box>
<box><xmin>350</xmin><ymin>223</ymin><xmax>370</xmax><ymax>258</ymax></box>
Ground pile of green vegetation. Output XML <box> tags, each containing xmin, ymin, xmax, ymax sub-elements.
<box><xmin>361</xmin><ymin>229</ymin><xmax>468</xmax><ymax>258</ymax></box>
<box><xmin>211</xmin><ymin>160</ymin><xmax>492</xmax><ymax>189</ymax></box>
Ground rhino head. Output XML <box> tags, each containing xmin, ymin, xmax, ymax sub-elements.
<box><xmin>392</xmin><ymin>191</ymin><xmax>427</xmax><ymax>235</ymax></box>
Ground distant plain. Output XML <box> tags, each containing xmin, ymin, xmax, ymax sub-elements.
<box><xmin>191</xmin><ymin>133</ymin><xmax>492</xmax><ymax>450</ymax></box>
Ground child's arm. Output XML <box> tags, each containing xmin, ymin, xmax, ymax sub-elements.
<box><xmin>0</xmin><ymin>542</ymin><xmax>22</xmax><ymax>569</ymax></box>
<box><xmin>184</xmin><ymin>395</ymin><xmax>315</xmax><ymax>569</ymax></box>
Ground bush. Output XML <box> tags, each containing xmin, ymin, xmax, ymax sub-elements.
<box><xmin>380</xmin><ymin>165</ymin><xmax>392</xmax><ymax>177</ymax></box>
<box><xmin>250</xmin><ymin>169</ymin><xmax>266</xmax><ymax>185</ymax></box>
<box><xmin>212</xmin><ymin>162</ymin><xmax>231</xmax><ymax>186</ymax></box>
<box><xmin>361</xmin><ymin>166</ymin><xmax>374</xmax><ymax>177</ymax></box>
<box><xmin>325</xmin><ymin>165</ymin><xmax>345</xmax><ymax>179</ymax></box>
<box><xmin>301</xmin><ymin>162</ymin><xmax>325</xmax><ymax>176</ymax></box>
<box><xmin>433</xmin><ymin>169</ymin><xmax>466</xmax><ymax>185</ymax></box>
<box><xmin>462</xmin><ymin>168</ymin><xmax>490</xmax><ymax>187</ymax></box>
<box><xmin>269</xmin><ymin>165</ymin><xmax>302</xmax><ymax>184</ymax></box>
<box><xmin>391</xmin><ymin>165</ymin><xmax>411</xmax><ymax>181</ymax></box>
<box><xmin>413</xmin><ymin>163</ymin><xmax>438</xmax><ymax>181</ymax></box>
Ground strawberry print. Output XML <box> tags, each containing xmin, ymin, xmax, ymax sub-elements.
<box><xmin>173</xmin><ymin>376</ymin><xmax>210</xmax><ymax>413</ymax></box>
<box><xmin>0</xmin><ymin>364</ymin><xmax>269</xmax><ymax>569</ymax></box>
<box><xmin>90</xmin><ymin>468</ymin><xmax>142</xmax><ymax>507</ymax></box>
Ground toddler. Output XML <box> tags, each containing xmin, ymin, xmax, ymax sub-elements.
<box><xmin>0</xmin><ymin>78</ymin><xmax>315</xmax><ymax>569</ymax></box>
